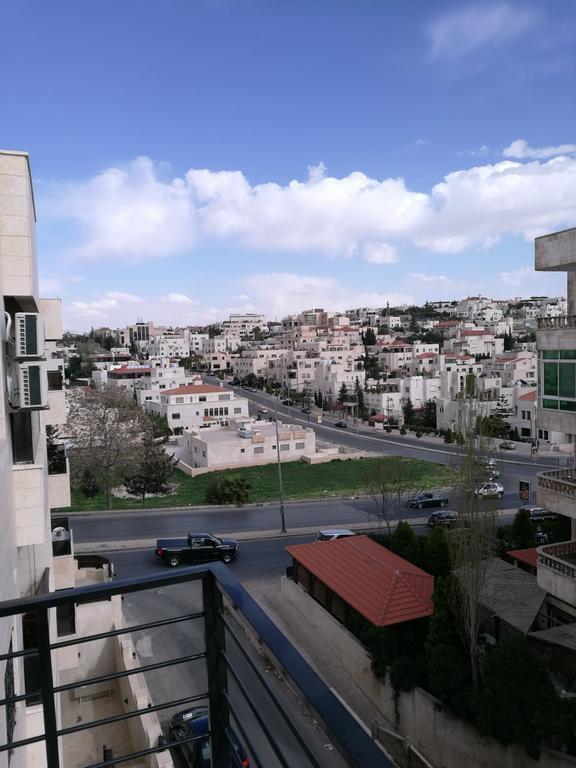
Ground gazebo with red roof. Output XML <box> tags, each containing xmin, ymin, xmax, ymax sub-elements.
<box><xmin>287</xmin><ymin>536</ymin><xmax>434</xmax><ymax>628</ymax></box>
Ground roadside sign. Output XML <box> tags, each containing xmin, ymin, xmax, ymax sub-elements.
<box><xmin>519</xmin><ymin>481</ymin><xmax>530</xmax><ymax>503</ymax></box>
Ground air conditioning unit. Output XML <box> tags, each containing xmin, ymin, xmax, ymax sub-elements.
<box><xmin>7</xmin><ymin>362</ymin><xmax>49</xmax><ymax>409</ymax></box>
<box><xmin>14</xmin><ymin>313</ymin><xmax>45</xmax><ymax>358</ymax></box>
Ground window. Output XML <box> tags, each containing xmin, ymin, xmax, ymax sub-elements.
<box><xmin>57</xmin><ymin>602</ymin><xmax>76</xmax><ymax>636</ymax></box>
<box><xmin>22</xmin><ymin>614</ymin><xmax>41</xmax><ymax>705</ymax></box>
<box><xmin>172</xmin><ymin>413</ymin><xmax>180</xmax><ymax>420</ymax></box>
<box><xmin>280</xmin><ymin>444</ymin><xmax>289</xmax><ymax>451</ymax></box>
<box><xmin>253</xmin><ymin>446</ymin><xmax>264</xmax><ymax>454</ymax></box>
<box><xmin>175</xmin><ymin>397</ymin><xmax>184</xmax><ymax>404</ymax></box>
<box><xmin>10</xmin><ymin>412</ymin><xmax>34</xmax><ymax>464</ymax></box>
<box><xmin>199</xmin><ymin>396</ymin><xmax>206</xmax><ymax>402</ymax></box>
<box><xmin>240</xmin><ymin>448</ymin><xmax>245</xmax><ymax>453</ymax></box>
<box><xmin>295</xmin><ymin>442</ymin><xmax>305</xmax><ymax>449</ymax></box>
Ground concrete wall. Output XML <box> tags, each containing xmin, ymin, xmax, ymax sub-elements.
<box><xmin>281</xmin><ymin>577</ymin><xmax>576</xmax><ymax>768</ymax></box>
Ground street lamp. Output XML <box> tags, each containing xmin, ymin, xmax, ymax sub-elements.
<box><xmin>273</xmin><ymin>401</ymin><xmax>287</xmax><ymax>533</ymax></box>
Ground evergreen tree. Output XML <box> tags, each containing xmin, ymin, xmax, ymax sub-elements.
<box><xmin>205</xmin><ymin>475</ymin><xmax>252</xmax><ymax>506</ymax></box>
<box><xmin>124</xmin><ymin>432</ymin><xmax>178</xmax><ymax>502</ymax></box>
<box><xmin>424</xmin><ymin>526</ymin><xmax>451</xmax><ymax>577</ymax></box>
<box><xmin>337</xmin><ymin>382</ymin><xmax>349</xmax><ymax>404</ymax></box>
<box><xmin>402</xmin><ymin>398</ymin><xmax>415</xmax><ymax>426</ymax></box>
<box><xmin>354</xmin><ymin>377</ymin><xmax>365</xmax><ymax>419</ymax></box>
<box><xmin>422</xmin><ymin>400</ymin><xmax>437</xmax><ymax>429</ymax></box>
<box><xmin>389</xmin><ymin>521</ymin><xmax>420</xmax><ymax>564</ymax></box>
<box><xmin>511</xmin><ymin>508</ymin><xmax>536</xmax><ymax>548</ymax></box>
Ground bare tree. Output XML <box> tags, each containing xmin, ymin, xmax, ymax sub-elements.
<box><xmin>447</xmin><ymin>397</ymin><xmax>498</xmax><ymax>688</ymax></box>
<box><xmin>364</xmin><ymin>457</ymin><xmax>412</xmax><ymax>537</ymax></box>
<box><xmin>65</xmin><ymin>386</ymin><xmax>148</xmax><ymax>509</ymax></box>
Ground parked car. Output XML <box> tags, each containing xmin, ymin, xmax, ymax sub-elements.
<box><xmin>168</xmin><ymin>707</ymin><xmax>249</xmax><ymax>767</ymax></box>
<box><xmin>518</xmin><ymin>505</ymin><xmax>557</xmax><ymax>522</ymax></box>
<box><xmin>258</xmin><ymin>406</ymin><xmax>269</xmax><ymax>415</ymax></box>
<box><xmin>334</xmin><ymin>420</ymin><xmax>347</xmax><ymax>428</ymax></box>
<box><xmin>155</xmin><ymin>533</ymin><xmax>239</xmax><ymax>567</ymax></box>
<box><xmin>427</xmin><ymin>510</ymin><xmax>458</xmax><ymax>528</ymax></box>
<box><xmin>281</xmin><ymin>399</ymin><xmax>294</xmax><ymax>406</ymax></box>
<box><xmin>301</xmin><ymin>407</ymin><xmax>311</xmax><ymax>414</ymax></box>
<box><xmin>406</xmin><ymin>492</ymin><xmax>450</xmax><ymax>510</ymax></box>
<box><xmin>499</xmin><ymin>441</ymin><xmax>517</xmax><ymax>451</ymax></box>
<box><xmin>475</xmin><ymin>482</ymin><xmax>504</xmax><ymax>499</ymax></box>
<box><xmin>315</xmin><ymin>529</ymin><xmax>356</xmax><ymax>542</ymax></box>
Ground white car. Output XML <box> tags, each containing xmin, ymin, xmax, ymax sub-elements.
<box><xmin>315</xmin><ymin>529</ymin><xmax>356</xmax><ymax>542</ymax></box>
<box><xmin>475</xmin><ymin>482</ymin><xmax>504</xmax><ymax>499</ymax></box>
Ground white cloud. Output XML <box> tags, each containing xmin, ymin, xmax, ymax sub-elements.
<box><xmin>503</xmin><ymin>139</ymin><xmax>576</xmax><ymax>160</ymax></box>
<box><xmin>497</xmin><ymin>265</ymin><xmax>542</xmax><ymax>287</ymax></box>
<box><xmin>43</xmin><ymin>156</ymin><xmax>197</xmax><ymax>261</ymax></box>
<box><xmin>105</xmin><ymin>291</ymin><xmax>143</xmax><ymax>304</ymax></box>
<box><xmin>44</xmin><ymin>154</ymin><xmax>576</xmax><ymax>263</ymax></box>
<box><xmin>408</xmin><ymin>273</ymin><xmax>449</xmax><ymax>283</ymax></box>
<box><xmin>457</xmin><ymin>145</ymin><xmax>490</xmax><ymax>158</ymax></box>
<box><xmin>161</xmin><ymin>293</ymin><xmax>196</xmax><ymax>305</ymax></box>
<box><xmin>403</xmin><ymin>139</ymin><xmax>431</xmax><ymax>151</ymax></box>
<box><xmin>427</xmin><ymin>4</ymin><xmax>537</xmax><ymax>60</ymax></box>
<box><xmin>240</xmin><ymin>272</ymin><xmax>413</xmax><ymax>319</ymax></box>
<box><xmin>362</xmin><ymin>242</ymin><xmax>398</xmax><ymax>264</ymax></box>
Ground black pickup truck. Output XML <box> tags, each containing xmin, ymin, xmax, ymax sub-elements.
<box><xmin>155</xmin><ymin>532</ymin><xmax>239</xmax><ymax>567</ymax></box>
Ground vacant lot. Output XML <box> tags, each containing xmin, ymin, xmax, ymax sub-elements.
<box><xmin>66</xmin><ymin>456</ymin><xmax>455</xmax><ymax>512</ymax></box>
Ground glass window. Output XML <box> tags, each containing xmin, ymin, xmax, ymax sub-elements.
<box><xmin>560</xmin><ymin>351</ymin><xmax>576</xmax><ymax>359</ymax></box>
<box><xmin>543</xmin><ymin>363</ymin><xmax>558</xmax><ymax>397</ymax></box>
<box><xmin>559</xmin><ymin>400</ymin><xmax>576</xmax><ymax>412</ymax></box>
<box><xmin>254</xmin><ymin>446</ymin><xmax>264</xmax><ymax>454</ymax></box>
<box><xmin>57</xmin><ymin>602</ymin><xmax>76</xmax><ymax>636</ymax></box>
<box><xmin>542</xmin><ymin>399</ymin><xmax>558</xmax><ymax>409</ymax></box>
<box><xmin>542</xmin><ymin>350</ymin><xmax>558</xmax><ymax>359</ymax></box>
<box><xmin>280</xmin><ymin>444</ymin><xmax>289</xmax><ymax>451</ymax></box>
<box><xmin>295</xmin><ymin>442</ymin><xmax>305</xmax><ymax>449</ymax></box>
<box><xmin>559</xmin><ymin>363</ymin><xmax>576</xmax><ymax>398</ymax></box>
<box><xmin>172</xmin><ymin>413</ymin><xmax>180</xmax><ymax>420</ymax></box>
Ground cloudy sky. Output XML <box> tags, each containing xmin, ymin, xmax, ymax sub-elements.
<box><xmin>3</xmin><ymin>1</ymin><xmax>576</xmax><ymax>330</ymax></box>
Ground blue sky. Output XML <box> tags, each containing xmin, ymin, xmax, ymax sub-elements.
<box><xmin>2</xmin><ymin>0</ymin><xmax>576</xmax><ymax>330</ymax></box>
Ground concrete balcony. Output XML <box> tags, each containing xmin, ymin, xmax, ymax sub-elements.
<box><xmin>537</xmin><ymin>540</ymin><xmax>576</xmax><ymax>606</ymax></box>
<box><xmin>537</xmin><ymin>468</ymin><xmax>576</xmax><ymax>519</ymax></box>
<box><xmin>538</xmin><ymin>315</ymin><xmax>576</xmax><ymax>330</ymax></box>
<box><xmin>536</xmin><ymin>227</ymin><xmax>576</xmax><ymax>271</ymax></box>
<box><xmin>47</xmin><ymin>388</ymin><xmax>66</xmax><ymax>425</ymax></box>
<box><xmin>48</xmin><ymin>463</ymin><xmax>71</xmax><ymax>510</ymax></box>
<box><xmin>12</xmin><ymin>464</ymin><xmax>47</xmax><ymax>546</ymax></box>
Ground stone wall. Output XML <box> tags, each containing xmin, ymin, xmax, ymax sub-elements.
<box><xmin>281</xmin><ymin>576</ymin><xmax>576</xmax><ymax>768</ymax></box>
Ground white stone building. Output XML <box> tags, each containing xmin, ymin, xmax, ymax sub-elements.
<box><xmin>143</xmin><ymin>383</ymin><xmax>250</xmax><ymax>433</ymax></box>
<box><xmin>180</xmin><ymin>418</ymin><xmax>316</xmax><ymax>470</ymax></box>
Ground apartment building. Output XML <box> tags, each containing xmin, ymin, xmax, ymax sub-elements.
<box><xmin>145</xmin><ymin>333</ymin><xmax>190</xmax><ymax>359</ymax></box>
<box><xmin>180</xmin><ymin>418</ymin><xmax>316</xmax><ymax>470</ymax></box>
<box><xmin>143</xmin><ymin>383</ymin><xmax>249</xmax><ymax>433</ymax></box>
<box><xmin>484</xmin><ymin>350</ymin><xmax>536</xmax><ymax>386</ymax></box>
<box><xmin>189</xmin><ymin>331</ymin><xmax>209</xmax><ymax>352</ymax></box>
<box><xmin>444</xmin><ymin>328</ymin><xmax>504</xmax><ymax>357</ymax></box>
<box><xmin>232</xmin><ymin>347</ymin><xmax>288</xmax><ymax>379</ymax></box>
<box><xmin>202</xmin><ymin>336</ymin><xmax>241</xmax><ymax>354</ymax></box>
<box><xmin>222</xmin><ymin>312</ymin><xmax>267</xmax><ymax>337</ymax></box>
<box><xmin>135</xmin><ymin>362</ymin><xmax>200</xmax><ymax>405</ymax></box>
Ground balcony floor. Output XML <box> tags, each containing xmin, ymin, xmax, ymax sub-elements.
<box><xmin>60</xmin><ymin>675</ymin><xmax>146</xmax><ymax>767</ymax></box>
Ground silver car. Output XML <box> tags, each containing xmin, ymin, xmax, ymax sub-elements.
<box><xmin>475</xmin><ymin>482</ymin><xmax>504</xmax><ymax>499</ymax></box>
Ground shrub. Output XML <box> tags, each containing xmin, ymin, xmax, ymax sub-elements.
<box><xmin>205</xmin><ymin>475</ymin><xmax>252</xmax><ymax>506</ymax></box>
<box><xmin>415</xmin><ymin>430</ymin><xmax>422</xmax><ymax>438</ymax></box>
<box><xmin>400</xmin><ymin>426</ymin><xmax>407</xmax><ymax>435</ymax></box>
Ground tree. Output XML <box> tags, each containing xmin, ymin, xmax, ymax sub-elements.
<box><xmin>361</xmin><ymin>327</ymin><xmax>377</xmax><ymax>348</ymax></box>
<box><xmin>364</xmin><ymin>457</ymin><xmax>411</xmax><ymax>537</ymax></box>
<box><xmin>511</xmin><ymin>507</ymin><xmax>536</xmax><ymax>548</ymax></box>
<box><xmin>477</xmin><ymin>636</ymin><xmax>560</xmax><ymax>758</ymax></box>
<box><xmin>353</xmin><ymin>377</ymin><xmax>365</xmax><ymax>420</ymax></box>
<box><xmin>337</xmin><ymin>382</ymin><xmax>349</xmax><ymax>404</ymax></box>
<box><xmin>503</xmin><ymin>328</ymin><xmax>514</xmax><ymax>352</ymax></box>
<box><xmin>389</xmin><ymin>521</ymin><xmax>420</xmax><ymax>564</ymax></box>
<box><xmin>147</xmin><ymin>413</ymin><xmax>172</xmax><ymax>441</ymax></box>
<box><xmin>66</xmin><ymin>386</ymin><xmax>148</xmax><ymax>509</ymax></box>
<box><xmin>124</xmin><ymin>431</ymin><xmax>178</xmax><ymax>503</ymax></box>
<box><xmin>402</xmin><ymin>398</ymin><xmax>415</xmax><ymax>426</ymax></box>
<box><xmin>205</xmin><ymin>475</ymin><xmax>252</xmax><ymax>506</ymax></box>
<box><xmin>447</xmin><ymin>398</ymin><xmax>497</xmax><ymax>688</ymax></box>
<box><xmin>424</xmin><ymin>526</ymin><xmax>451</xmax><ymax>577</ymax></box>
<box><xmin>422</xmin><ymin>400</ymin><xmax>437</xmax><ymax>430</ymax></box>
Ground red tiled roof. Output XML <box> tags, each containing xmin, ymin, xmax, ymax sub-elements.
<box><xmin>163</xmin><ymin>384</ymin><xmax>226</xmax><ymax>395</ymax></box>
<box><xmin>460</xmin><ymin>329</ymin><xmax>488</xmax><ymax>336</ymax></box>
<box><xmin>508</xmin><ymin>548</ymin><xmax>538</xmax><ymax>569</ymax></box>
<box><xmin>437</xmin><ymin>320</ymin><xmax>459</xmax><ymax>328</ymax></box>
<box><xmin>287</xmin><ymin>536</ymin><xmax>434</xmax><ymax>627</ymax></box>
<box><xmin>518</xmin><ymin>390</ymin><xmax>537</xmax><ymax>402</ymax></box>
<box><xmin>416</xmin><ymin>353</ymin><xmax>437</xmax><ymax>359</ymax></box>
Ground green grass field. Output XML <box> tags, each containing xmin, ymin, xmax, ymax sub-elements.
<box><xmin>65</xmin><ymin>456</ymin><xmax>455</xmax><ymax>512</ymax></box>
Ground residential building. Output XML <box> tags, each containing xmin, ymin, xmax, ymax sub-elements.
<box><xmin>189</xmin><ymin>331</ymin><xmax>209</xmax><ymax>351</ymax></box>
<box><xmin>232</xmin><ymin>347</ymin><xmax>288</xmax><ymax>379</ymax></box>
<box><xmin>444</xmin><ymin>328</ymin><xmax>504</xmax><ymax>357</ymax></box>
<box><xmin>143</xmin><ymin>383</ymin><xmax>249</xmax><ymax>433</ymax></box>
<box><xmin>222</xmin><ymin>312</ymin><xmax>267</xmax><ymax>337</ymax></box>
<box><xmin>484</xmin><ymin>350</ymin><xmax>537</xmax><ymax>386</ymax></box>
<box><xmin>179</xmin><ymin>417</ymin><xmax>316</xmax><ymax>470</ymax></box>
<box><xmin>145</xmin><ymin>332</ymin><xmax>190</xmax><ymax>359</ymax></box>
<box><xmin>135</xmin><ymin>361</ymin><xmax>200</xmax><ymax>406</ymax></box>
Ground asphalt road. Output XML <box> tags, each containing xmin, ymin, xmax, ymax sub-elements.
<box><xmin>116</xmin><ymin>541</ymin><xmax>351</xmax><ymax>768</ymax></box>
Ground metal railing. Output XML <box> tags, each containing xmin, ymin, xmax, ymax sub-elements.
<box><xmin>538</xmin><ymin>540</ymin><xmax>576</xmax><ymax>579</ymax></box>
<box><xmin>537</xmin><ymin>467</ymin><xmax>576</xmax><ymax>497</ymax></box>
<box><xmin>537</xmin><ymin>315</ymin><xmax>576</xmax><ymax>330</ymax></box>
<box><xmin>0</xmin><ymin>563</ymin><xmax>392</xmax><ymax>768</ymax></box>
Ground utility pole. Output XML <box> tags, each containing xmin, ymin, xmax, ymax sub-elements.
<box><xmin>273</xmin><ymin>403</ymin><xmax>287</xmax><ymax>533</ymax></box>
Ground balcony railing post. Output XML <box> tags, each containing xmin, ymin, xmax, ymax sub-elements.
<box><xmin>36</xmin><ymin>608</ymin><xmax>60</xmax><ymax>767</ymax></box>
<box><xmin>202</xmin><ymin>571</ymin><xmax>229</xmax><ymax>768</ymax></box>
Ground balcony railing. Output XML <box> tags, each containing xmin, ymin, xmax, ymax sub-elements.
<box><xmin>538</xmin><ymin>540</ymin><xmax>576</xmax><ymax>579</ymax></box>
<box><xmin>0</xmin><ymin>563</ymin><xmax>392</xmax><ymax>768</ymax></box>
<box><xmin>537</xmin><ymin>315</ymin><xmax>576</xmax><ymax>330</ymax></box>
<box><xmin>537</xmin><ymin>467</ymin><xmax>576</xmax><ymax>498</ymax></box>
